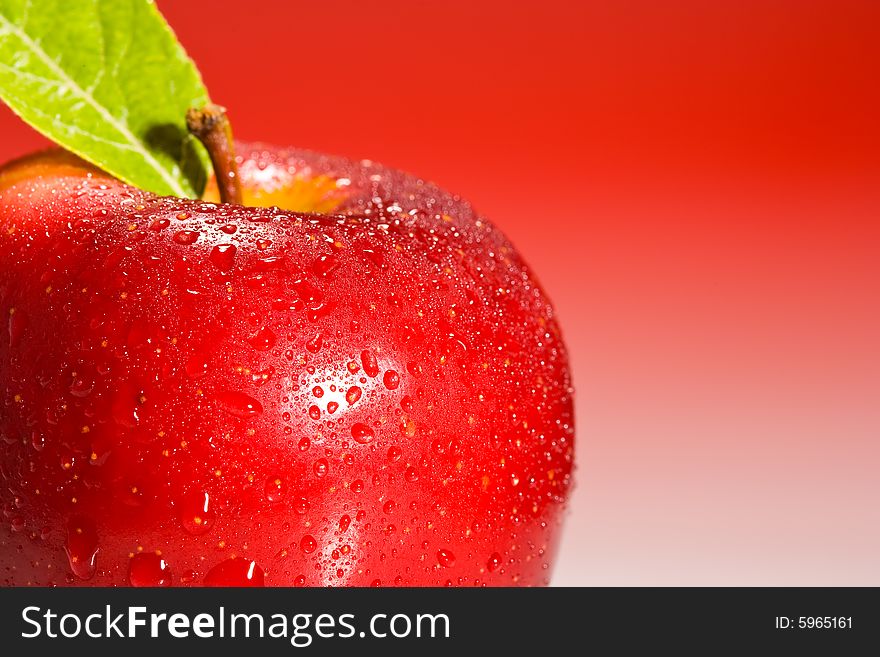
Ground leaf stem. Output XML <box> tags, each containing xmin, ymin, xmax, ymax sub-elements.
<box><xmin>186</xmin><ymin>104</ymin><xmax>242</xmax><ymax>204</ymax></box>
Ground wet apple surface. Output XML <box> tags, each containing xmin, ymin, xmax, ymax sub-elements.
<box><xmin>0</xmin><ymin>144</ymin><xmax>573</xmax><ymax>586</ymax></box>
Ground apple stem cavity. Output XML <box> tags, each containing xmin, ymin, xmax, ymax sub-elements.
<box><xmin>186</xmin><ymin>104</ymin><xmax>243</xmax><ymax>205</ymax></box>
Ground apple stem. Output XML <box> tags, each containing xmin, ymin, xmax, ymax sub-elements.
<box><xmin>186</xmin><ymin>104</ymin><xmax>243</xmax><ymax>205</ymax></box>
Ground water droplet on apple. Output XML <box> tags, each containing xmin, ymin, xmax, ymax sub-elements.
<box><xmin>128</xmin><ymin>552</ymin><xmax>172</xmax><ymax>587</ymax></box>
<box><xmin>345</xmin><ymin>386</ymin><xmax>362</xmax><ymax>404</ymax></box>
<box><xmin>360</xmin><ymin>350</ymin><xmax>379</xmax><ymax>377</ymax></box>
<box><xmin>351</xmin><ymin>423</ymin><xmax>375</xmax><ymax>444</ymax></box>
<box><xmin>300</xmin><ymin>535</ymin><xmax>317</xmax><ymax>553</ymax></box>
<box><xmin>292</xmin><ymin>279</ymin><xmax>323</xmax><ymax>303</ymax></box>
<box><xmin>264</xmin><ymin>476</ymin><xmax>286</xmax><ymax>503</ymax></box>
<box><xmin>382</xmin><ymin>370</ymin><xmax>400</xmax><ymax>390</ymax></box>
<box><xmin>361</xmin><ymin>247</ymin><xmax>384</xmax><ymax>268</ymax></box>
<box><xmin>487</xmin><ymin>552</ymin><xmax>502</xmax><ymax>572</ymax></box>
<box><xmin>65</xmin><ymin>516</ymin><xmax>99</xmax><ymax>580</ymax></box>
<box><xmin>437</xmin><ymin>548</ymin><xmax>456</xmax><ymax>568</ymax></box>
<box><xmin>313</xmin><ymin>458</ymin><xmax>329</xmax><ymax>477</ymax></box>
<box><xmin>216</xmin><ymin>390</ymin><xmax>263</xmax><ymax>418</ymax></box>
<box><xmin>312</xmin><ymin>254</ymin><xmax>339</xmax><ymax>276</ymax></box>
<box><xmin>179</xmin><ymin>491</ymin><xmax>216</xmax><ymax>535</ymax></box>
<box><xmin>293</xmin><ymin>496</ymin><xmax>310</xmax><ymax>514</ymax></box>
<box><xmin>209</xmin><ymin>244</ymin><xmax>237</xmax><ymax>270</ymax></box>
<box><xmin>31</xmin><ymin>431</ymin><xmax>46</xmax><ymax>451</ymax></box>
<box><xmin>246</xmin><ymin>326</ymin><xmax>276</xmax><ymax>351</ymax></box>
<box><xmin>173</xmin><ymin>230</ymin><xmax>199</xmax><ymax>245</ymax></box>
<box><xmin>204</xmin><ymin>558</ymin><xmax>265</xmax><ymax>587</ymax></box>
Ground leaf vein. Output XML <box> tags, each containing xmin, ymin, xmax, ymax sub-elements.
<box><xmin>0</xmin><ymin>10</ymin><xmax>187</xmax><ymax>196</ymax></box>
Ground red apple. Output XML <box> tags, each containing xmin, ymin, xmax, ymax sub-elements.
<box><xmin>0</xmin><ymin>143</ymin><xmax>573</xmax><ymax>586</ymax></box>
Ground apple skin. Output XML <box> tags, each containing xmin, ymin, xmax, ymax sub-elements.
<box><xmin>0</xmin><ymin>144</ymin><xmax>573</xmax><ymax>586</ymax></box>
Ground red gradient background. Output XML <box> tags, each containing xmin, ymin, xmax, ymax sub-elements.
<box><xmin>1</xmin><ymin>0</ymin><xmax>877</xmax><ymax>585</ymax></box>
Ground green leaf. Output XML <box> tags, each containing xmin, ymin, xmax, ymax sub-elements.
<box><xmin>0</xmin><ymin>0</ymin><xmax>210</xmax><ymax>197</ymax></box>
